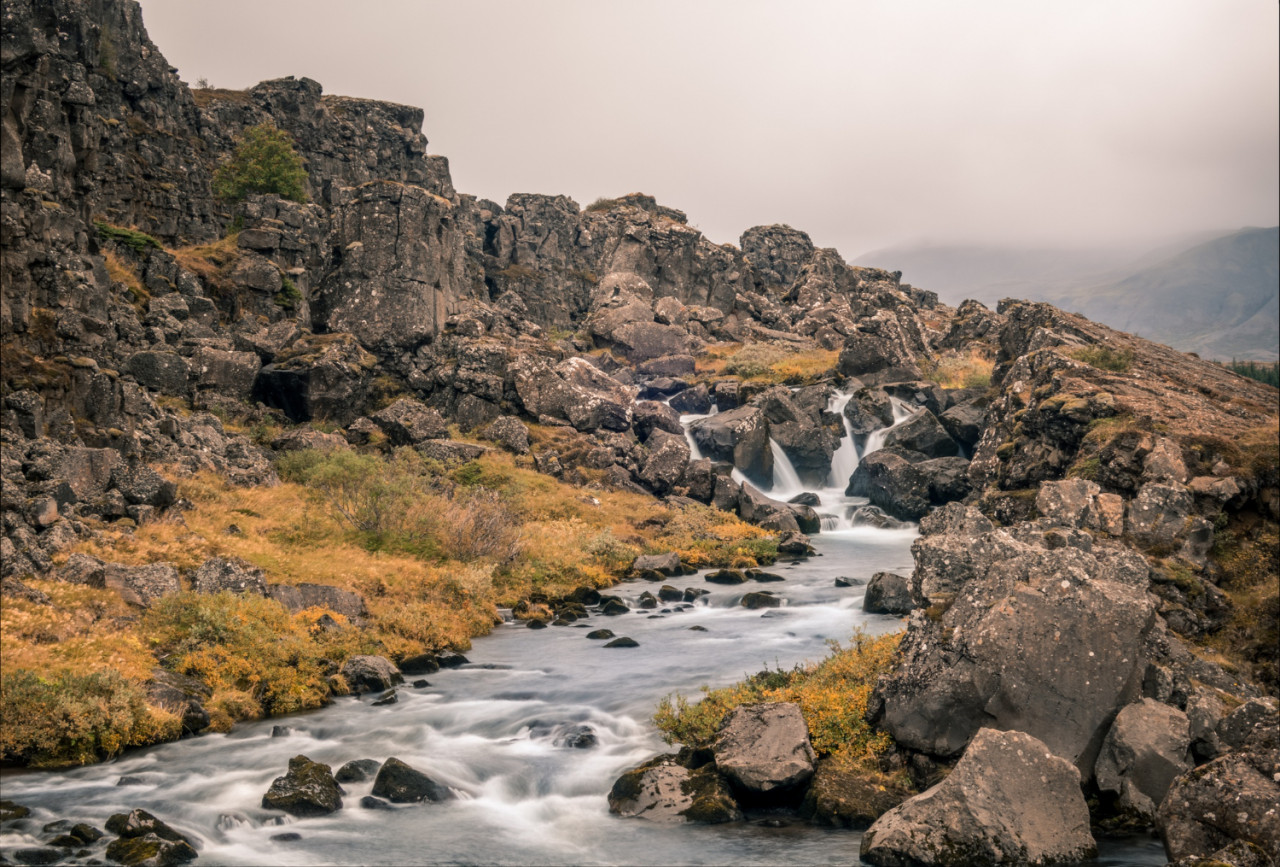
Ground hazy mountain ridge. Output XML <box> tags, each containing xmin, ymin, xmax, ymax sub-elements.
<box><xmin>861</xmin><ymin>227</ymin><xmax>1279</xmax><ymax>361</ymax></box>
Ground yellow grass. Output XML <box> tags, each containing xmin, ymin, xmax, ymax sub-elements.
<box><xmin>921</xmin><ymin>348</ymin><xmax>994</xmax><ymax>389</ymax></box>
<box><xmin>695</xmin><ymin>343</ymin><xmax>838</xmax><ymax>385</ymax></box>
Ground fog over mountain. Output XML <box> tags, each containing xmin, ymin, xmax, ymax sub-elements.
<box><xmin>134</xmin><ymin>0</ymin><xmax>1278</xmax><ymax>256</ymax></box>
<box><xmin>861</xmin><ymin>227</ymin><xmax>1280</xmax><ymax>361</ymax></box>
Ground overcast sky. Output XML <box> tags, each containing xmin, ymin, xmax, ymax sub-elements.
<box><xmin>135</xmin><ymin>0</ymin><xmax>1278</xmax><ymax>258</ymax></box>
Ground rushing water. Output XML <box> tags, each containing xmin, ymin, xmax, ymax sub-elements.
<box><xmin>1</xmin><ymin>397</ymin><xmax>1167</xmax><ymax>866</ymax></box>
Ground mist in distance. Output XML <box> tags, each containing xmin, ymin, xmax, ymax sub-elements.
<box><xmin>136</xmin><ymin>0</ymin><xmax>1279</xmax><ymax>262</ymax></box>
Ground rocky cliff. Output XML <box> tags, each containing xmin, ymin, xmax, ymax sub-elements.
<box><xmin>2</xmin><ymin>1</ymin><xmax>1277</xmax><ymax>862</ymax></box>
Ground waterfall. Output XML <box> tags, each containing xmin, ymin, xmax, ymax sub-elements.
<box><xmin>768</xmin><ymin>439</ymin><xmax>805</xmax><ymax>499</ymax></box>
<box><xmin>861</xmin><ymin>397</ymin><xmax>916</xmax><ymax>458</ymax></box>
<box><xmin>826</xmin><ymin>391</ymin><xmax>858</xmax><ymax>488</ymax></box>
<box><xmin>678</xmin><ymin>412</ymin><xmax>712</xmax><ymax>461</ymax></box>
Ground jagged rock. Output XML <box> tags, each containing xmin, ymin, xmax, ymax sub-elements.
<box><xmin>863</xmin><ymin>572</ymin><xmax>916</xmax><ymax>615</ymax></box>
<box><xmin>104</xmin><ymin>834</ymin><xmax>198</xmax><ymax>866</ymax></box>
<box><xmin>939</xmin><ymin>398</ymin><xmax>986</xmax><ymax>448</ymax></box>
<box><xmin>254</xmin><ymin>334</ymin><xmax>375</xmax><ymax>425</ymax></box>
<box><xmin>776</xmin><ymin>531</ymin><xmax>814</xmax><ymax>556</ymax></box>
<box><xmin>882</xmin><ymin>411</ymin><xmax>960</xmax><ymax>458</ymax></box>
<box><xmin>637</xmin><ymin>354</ymin><xmax>696</xmax><ymax>376</ymax></box>
<box><xmin>1217</xmin><ymin>698</ymin><xmax>1280</xmax><ymax>750</ymax></box>
<box><xmin>668</xmin><ymin>383</ymin><xmax>713</xmax><ymax>415</ymax></box>
<box><xmin>369</xmin><ymin>398</ymin><xmax>448</xmax><ymax>445</ymax></box>
<box><xmin>713</xmin><ymin>703</ymin><xmax>815</xmax><ymax>800</ymax></box>
<box><xmin>836</xmin><ymin>316</ymin><xmax>922</xmax><ymax>385</ymax></box>
<box><xmin>1094</xmin><ymin>698</ymin><xmax>1192</xmax><ymax>822</ymax></box>
<box><xmin>607</xmin><ymin>755</ymin><xmax>742</xmax><ymax>824</ymax></box>
<box><xmin>741</xmin><ymin>224</ymin><xmax>816</xmax><ymax>288</ymax></box>
<box><xmin>191</xmin><ymin>348</ymin><xmax>260</xmax><ymax>402</ymax></box>
<box><xmin>146</xmin><ymin>669</ymin><xmax>211</xmax><ymax>735</ymax></box>
<box><xmin>920</xmin><ymin>455</ymin><xmax>972</xmax><ymax>505</ymax></box>
<box><xmin>265</xmin><ymin>582</ymin><xmax>367</xmax><ymax>620</ymax></box>
<box><xmin>55</xmin><ymin>447</ymin><xmax>121</xmax><ymax>503</ymax></box>
<box><xmin>688</xmin><ymin>406</ymin><xmax>772</xmax><ymax>484</ymax></box>
<box><xmin>104</xmin><ymin>562</ymin><xmax>180</xmax><ymax>607</ymax></box>
<box><xmin>638</xmin><ymin>429</ymin><xmax>690</xmax><ymax>495</ymax></box>
<box><xmin>339</xmin><ymin>655</ymin><xmax>403</xmax><ymax>695</ymax></box>
<box><xmin>705</xmin><ymin>569</ymin><xmax>748</xmax><ymax>585</ymax></box>
<box><xmin>262</xmin><ymin>755</ymin><xmax>344</xmax><ymax>816</ymax></box>
<box><xmin>860</xmin><ymin>729</ymin><xmax>1096</xmax><ymax>867</ymax></box>
<box><xmin>335</xmin><ymin>759</ymin><xmax>382</xmax><ymax>783</ymax></box>
<box><xmin>1127</xmin><ymin>482</ymin><xmax>1195</xmax><ymax>548</ymax></box>
<box><xmin>847</xmin><ymin>448</ymin><xmax>930</xmax><ymax>521</ymax></box>
<box><xmin>190</xmin><ymin>557</ymin><xmax>266</xmax><ymax>595</ymax></box>
<box><xmin>632</xmin><ymin>401</ymin><xmax>684</xmax><ymax>442</ymax></box>
<box><xmin>124</xmin><ymin>351</ymin><xmax>190</xmax><ymax>395</ymax></box>
<box><xmin>481</xmin><ymin>416</ymin><xmax>530</xmax><ymax>454</ymax></box>
<box><xmin>843</xmin><ymin>387</ymin><xmax>894</xmax><ymax>436</ymax></box>
<box><xmin>848</xmin><ymin>505</ymin><xmax>911</xmax><ymax>530</ymax></box>
<box><xmin>512</xmin><ymin>355</ymin><xmax>634</xmax><ymax>432</ymax></box>
<box><xmin>110</xmin><ymin>463</ymin><xmax>177</xmax><ymax>508</ymax></box>
<box><xmin>1157</xmin><ymin>734</ymin><xmax>1280</xmax><ymax>863</ymax></box>
<box><xmin>104</xmin><ymin>810</ymin><xmax>195</xmax><ymax>850</ymax></box>
<box><xmin>370</xmin><ymin>757</ymin><xmax>455</xmax><ymax>803</ymax></box>
<box><xmin>738</xmin><ymin>483</ymin><xmax>819</xmax><ymax>533</ymax></box>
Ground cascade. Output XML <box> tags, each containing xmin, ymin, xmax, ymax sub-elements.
<box><xmin>768</xmin><ymin>439</ymin><xmax>806</xmax><ymax>499</ymax></box>
<box><xmin>825</xmin><ymin>391</ymin><xmax>859</xmax><ymax>488</ymax></box>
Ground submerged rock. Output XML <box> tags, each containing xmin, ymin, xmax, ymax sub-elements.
<box><xmin>335</xmin><ymin>759</ymin><xmax>382</xmax><ymax>783</ymax></box>
<box><xmin>862</xmin><ymin>572</ymin><xmax>916</xmax><ymax>615</ymax></box>
<box><xmin>261</xmin><ymin>755</ymin><xmax>344</xmax><ymax>816</ymax></box>
<box><xmin>860</xmin><ymin>729</ymin><xmax>1096</xmax><ymax>866</ymax></box>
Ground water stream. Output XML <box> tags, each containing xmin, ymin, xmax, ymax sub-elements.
<box><xmin>0</xmin><ymin>397</ymin><xmax>1166</xmax><ymax>866</ymax></box>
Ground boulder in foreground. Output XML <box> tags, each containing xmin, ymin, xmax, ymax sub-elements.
<box><xmin>860</xmin><ymin>728</ymin><xmax>1095</xmax><ymax>866</ymax></box>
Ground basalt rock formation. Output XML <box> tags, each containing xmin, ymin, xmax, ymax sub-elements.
<box><xmin>2</xmin><ymin>1</ymin><xmax>1277</xmax><ymax>860</ymax></box>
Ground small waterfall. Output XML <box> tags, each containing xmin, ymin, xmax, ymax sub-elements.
<box><xmin>861</xmin><ymin>397</ymin><xmax>917</xmax><ymax>458</ymax></box>
<box><xmin>678</xmin><ymin>412</ymin><xmax>712</xmax><ymax>461</ymax></box>
<box><xmin>826</xmin><ymin>391</ymin><xmax>858</xmax><ymax>488</ymax></box>
<box><xmin>768</xmin><ymin>439</ymin><xmax>805</xmax><ymax>499</ymax></box>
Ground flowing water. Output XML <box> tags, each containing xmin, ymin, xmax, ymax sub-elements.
<box><xmin>1</xmin><ymin>398</ymin><xmax>1166</xmax><ymax>866</ymax></box>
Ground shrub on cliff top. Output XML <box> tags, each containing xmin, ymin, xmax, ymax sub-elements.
<box><xmin>213</xmin><ymin>123</ymin><xmax>309</xmax><ymax>203</ymax></box>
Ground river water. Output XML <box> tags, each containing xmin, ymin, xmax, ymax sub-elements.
<box><xmin>0</xmin><ymin>398</ymin><xmax>1167</xmax><ymax>866</ymax></box>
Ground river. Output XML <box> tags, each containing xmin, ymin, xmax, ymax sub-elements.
<box><xmin>0</xmin><ymin>396</ymin><xmax>1168</xmax><ymax>865</ymax></box>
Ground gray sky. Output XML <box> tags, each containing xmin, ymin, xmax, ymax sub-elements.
<box><xmin>136</xmin><ymin>0</ymin><xmax>1279</xmax><ymax>257</ymax></box>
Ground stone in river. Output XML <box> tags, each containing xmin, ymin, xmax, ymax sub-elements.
<box><xmin>586</xmin><ymin>629</ymin><xmax>615</xmax><ymax>640</ymax></box>
<box><xmin>370</xmin><ymin>757</ymin><xmax>455</xmax><ymax>803</ymax></box>
<box><xmin>371</xmin><ymin>690</ymin><xmax>398</xmax><ymax>706</ymax></box>
<box><xmin>605</xmin><ymin>637</ymin><xmax>640</xmax><ymax>648</ymax></box>
<box><xmin>261</xmin><ymin>755</ymin><xmax>344</xmax><ymax>816</ymax></box>
<box><xmin>335</xmin><ymin>759</ymin><xmax>382</xmax><ymax>783</ymax></box>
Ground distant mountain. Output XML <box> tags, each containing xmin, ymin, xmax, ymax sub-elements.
<box><xmin>859</xmin><ymin>228</ymin><xmax>1279</xmax><ymax>361</ymax></box>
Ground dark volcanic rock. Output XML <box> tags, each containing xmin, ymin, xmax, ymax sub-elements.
<box><xmin>862</xmin><ymin>572</ymin><xmax>916</xmax><ymax>615</ymax></box>
<box><xmin>881</xmin><ymin>410</ymin><xmax>959</xmax><ymax>458</ymax></box>
<box><xmin>740</xmin><ymin>591</ymin><xmax>780</xmax><ymax>609</ymax></box>
<box><xmin>688</xmin><ymin>406</ymin><xmax>772</xmax><ymax>484</ymax></box>
<box><xmin>860</xmin><ymin>729</ymin><xmax>1095</xmax><ymax>866</ymax></box>
<box><xmin>607</xmin><ymin>755</ymin><xmax>743</xmax><ymax>824</ymax></box>
<box><xmin>369</xmin><ymin>398</ymin><xmax>448</xmax><ymax>445</ymax></box>
<box><xmin>370</xmin><ymin>757</ymin><xmax>455</xmax><ymax>803</ymax></box>
<box><xmin>799</xmin><ymin>757</ymin><xmax>914</xmax><ymax>829</ymax></box>
<box><xmin>262</xmin><ymin>755</ymin><xmax>344</xmax><ymax>816</ymax></box>
<box><xmin>1093</xmin><ymin>698</ymin><xmax>1192</xmax><ymax>822</ymax></box>
<box><xmin>339</xmin><ymin>655</ymin><xmax>403</xmax><ymax>695</ymax></box>
<box><xmin>846</xmin><ymin>449</ymin><xmax>930</xmax><ymax>521</ymax></box>
<box><xmin>266</xmin><ymin>583</ymin><xmax>367</xmax><ymax>620</ymax></box>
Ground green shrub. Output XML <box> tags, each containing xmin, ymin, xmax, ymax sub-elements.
<box><xmin>1227</xmin><ymin>360</ymin><xmax>1279</xmax><ymax>388</ymax></box>
<box><xmin>213</xmin><ymin>123</ymin><xmax>309</xmax><ymax>203</ymax></box>
<box><xmin>95</xmin><ymin>221</ymin><xmax>161</xmax><ymax>254</ymax></box>
<box><xmin>274</xmin><ymin>275</ymin><xmax>302</xmax><ymax>310</ymax></box>
<box><xmin>1069</xmin><ymin>345</ymin><xmax>1134</xmax><ymax>373</ymax></box>
<box><xmin>0</xmin><ymin>670</ymin><xmax>180</xmax><ymax>767</ymax></box>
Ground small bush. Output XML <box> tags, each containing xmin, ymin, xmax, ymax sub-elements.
<box><xmin>1069</xmin><ymin>345</ymin><xmax>1134</xmax><ymax>373</ymax></box>
<box><xmin>95</xmin><ymin>221</ymin><xmax>161</xmax><ymax>254</ymax></box>
<box><xmin>143</xmin><ymin>591</ymin><xmax>332</xmax><ymax>718</ymax></box>
<box><xmin>0</xmin><ymin>670</ymin><xmax>180</xmax><ymax>767</ymax></box>
<box><xmin>213</xmin><ymin>123</ymin><xmax>309</xmax><ymax>203</ymax></box>
<box><xmin>274</xmin><ymin>275</ymin><xmax>302</xmax><ymax>310</ymax></box>
<box><xmin>654</xmin><ymin>630</ymin><xmax>900</xmax><ymax>761</ymax></box>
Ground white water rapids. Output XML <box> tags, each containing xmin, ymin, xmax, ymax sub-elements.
<box><xmin>0</xmin><ymin>392</ymin><xmax>1166</xmax><ymax>866</ymax></box>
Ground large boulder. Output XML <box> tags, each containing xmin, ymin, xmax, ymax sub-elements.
<box><xmin>846</xmin><ymin>449</ymin><xmax>930</xmax><ymax>521</ymax></box>
<box><xmin>713</xmin><ymin>702</ymin><xmax>816</xmax><ymax>801</ymax></box>
<box><xmin>512</xmin><ymin>355</ymin><xmax>635</xmax><ymax>432</ymax></box>
<box><xmin>836</xmin><ymin>315</ymin><xmax>922</xmax><ymax>385</ymax></box>
<box><xmin>191</xmin><ymin>348</ymin><xmax>260</xmax><ymax>402</ymax></box>
<box><xmin>632</xmin><ymin>401</ymin><xmax>684</xmax><ymax>443</ymax></box>
<box><xmin>799</xmin><ymin>757</ymin><xmax>914</xmax><ymax>829</ymax></box>
<box><xmin>843</xmin><ymin>387</ymin><xmax>894</xmax><ymax>436</ymax></box>
<box><xmin>255</xmin><ymin>333</ymin><xmax>375</xmax><ymax>424</ymax></box>
<box><xmin>103</xmin><ymin>809</ymin><xmax>197</xmax><ymax>866</ymax></box>
<box><xmin>340</xmin><ymin>655</ymin><xmax>403</xmax><ymax>695</ymax></box>
<box><xmin>940</xmin><ymin>399</ymin><xmax>987</xmax><ymax>449</ymax></box>
<box><xmin>881</xmin><ymin>410</ymin><xmax>960</xmax><ymax>458</ymax></box>
<box><xmin>369</xmin><ymin>398</ymin><xmax>448</xmax><ymax>445</ymax></box>
<box><xmin>872</xmin><ymin>509</ymin><xmax>1158</xmax><ymax>775</ymax></box>
<box><xmin>262</xmin><ymin>755</ymin><xmax>344</xmax><ymax>816</ymax></box>
<box><xmin>754</xmin><ymin>386</ymin><xmax>838</xmax><ymax>482</ymax></box>
<box><xmin>860</xmin><ymin>729</ymin><xmax>1096</xmax><ymax>866</ymax></box>
<box><xmin>266</xmin><ymin>582</ymin><xmax>367</xmax><ymax>620</ymax></box>
<box><xmin>688</xmin><ymin>405</ymin><xmax>772</xmax><ymax>483</ymax></box>
<box><xmin>863</xmin><ymin>572</ymin><xmax>916</xmax><ymax>615</ymax></box>
<box><xmin>1157</xmin><ymin>727</ymin><xmax>1280</xmax><ymax>863</ymax></box>
<box><xmin>370</xmin><ymin>757</ymin><xmax>456</xmax><ymax>803</ymax></box>
<box><xmin>1094</xmin><ymin>699</ymin><xmax>1192</xmax><ymax>822</ymax></box>
<box><xmin>104</xmin><ymin>563</ymin><xmax>181</xmax><ymax>608</ymax></box>
<box><xmin>1127</xmin><ymin>482</ymin><xmax>1195</xmax><ymax>549</ymax></box>
<box><xmin>190</xmin><ymin>557</ymin><xmax>266</xmax><ymax>596</ymax></box>
<box><xmin>738</xmin><ymin>483</ymin><xmax>819</xmax><ymax>534</ymax></box>
<box><xmin>607</xmin><ymin>755</ymin><xmax>742</xmax><ymax>824</ymax></box>
<box><xmin>638</xmin><ymin>429</ymin><xmax>690</xmax><ymax>495</ymax></box>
